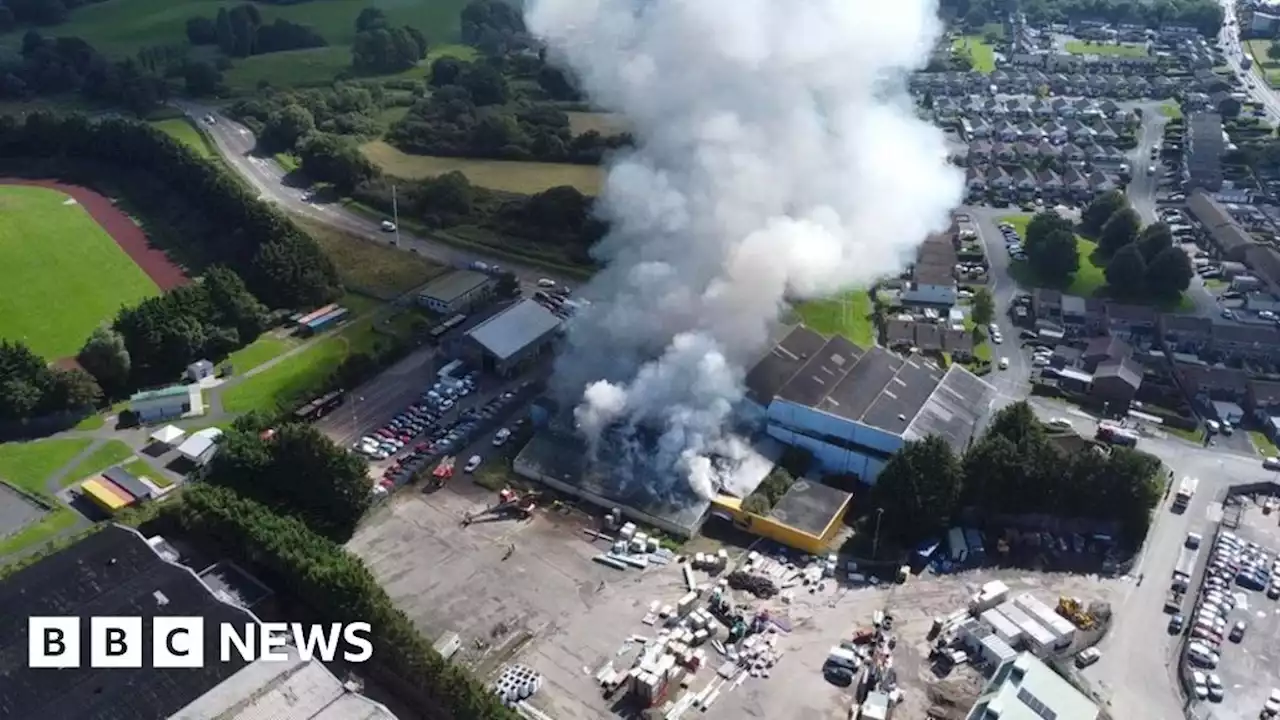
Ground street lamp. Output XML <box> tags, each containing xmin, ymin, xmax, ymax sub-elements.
<box><xmin>872</xmin><ymin>508</ymin><xmax>885</xmax><ymax>560</ymax></box>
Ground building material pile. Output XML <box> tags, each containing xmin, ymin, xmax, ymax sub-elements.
<box><xmin>493</xmin><ymin>664</ymin><xmax>543</xmax><ymax>706</ymax></box>
<box><xmin>726</xmin><ymin>571</ymin><xmax>778</xmax><ymax>598</ymax></box>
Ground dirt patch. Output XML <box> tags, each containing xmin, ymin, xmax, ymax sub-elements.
<box><xmin>0</xmin><ymin>178</ymin><xmax>188</xmax><ymax>291</ymax></box>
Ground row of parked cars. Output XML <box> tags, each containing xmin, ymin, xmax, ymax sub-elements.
<box><xmin>996</xmin><ymin>221</ymin><xmax>1027</xmax><ymax>262</ymax></box>
<box><xmin>1181</xmin><ymin>531</ymin><xmax>1277</xmax><ymax>708</ymax></box>
<box><xmin>376</xmin><ymin>381</ymin><xmax>534</xmax><ymax>490</ymax></box>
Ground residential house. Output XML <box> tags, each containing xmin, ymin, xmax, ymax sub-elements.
<box><xmin>1062</xmin><ymin>168</ymin><xmax>1090</xmax><ymax>198</ymax></box>
<box><xmin>1093</xmin><ymin>358</ymin><xmax>1144</xmax><ymax>409</ymax></box>
<box><xmin>1087</xmin><ymin>170</ymin><xmax>1117</xmax><ymax>194</ymax></box>
<box><xmin>966</xmin><ymin>167</ymin><xmax>988</xmax><ymax>194</ymax></box>
<box><xmin>1158</xmin><ymin>314</ymin><xmax>1213</xmax><ymax>355</ymax></box>
<box><xmin>1011</xmin><ymin>168</ymin><xmax>1037</xmax><ymax>194</ymax></box>
<box><xmin>1242</xmin><ymin>244</ymin><xmax>1280</xmax><ymax>295</ymax></box>
<box><xmin>1105</xmin><ymin>304</ymin><xmax>1157</xmax><ymax>341</ymax></box>
<box><xmin>1248</xmin><ymin>378</ymin><xmax>1280</xmax><ymax>427</ymax></box>
<box><xmin>1210</xmin><ymin>322</ymin><xmax>1280</xmax><ymax>362</ymax></box>
<box><xmin>1185</xmin><ymin>112</ymin><xmax>1225</xmax><ymax>192</ymax></box>
<box><xmin>1083</xmin><ymin>336</ymin><xmax>1133</xmax><ymax>371</ymax></box>
<box><xmin>1032</xmin><ymin>288</ymin><xmax>1063</xmax><ymax>322</ymax></box>
<box><xmin>1187</xmin><ymin>190</ymin><xmax>1254</xmax><ymax>262</ymax></box>
<box><xmin>902</xmin><ymin>234</ymin><xmax>958</xmax><ymax>307</ymax></box>
<box><xmin>969</xmin><ymin>118</ymin><xmax>992</xmax><ymax>139</ymax></box>
<box><xmin>1175</xmin><ymin>363</ymin><xmax>1250</xmax><ymax>404</ymax></box>
<box><xmin>1060</xmin><ymin>294</ymin><xmax>1087</xmax><ymax>330</ymax></box>
<box><xmin>1037</xmin><ymin>169</ymin><xmax>1063</xmax><ymax>195</ymax></box>
<box><xmin>1051</xmin><ymin>345</ymin><xmax>1084</xmax><ymax>369</ymax></box>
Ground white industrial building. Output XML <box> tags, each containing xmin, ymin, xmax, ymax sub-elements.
<box><xmin>129</xmin><ymin>384</ymin><xmax>192</xmax><ymax>422</ymax></box>
<box><xmin>1013</xmin><ymin>593</ymin><xmax>1076</xmax><ymax>650</ymax></box>
<box><xmin>966</xmin><ymin>653</ymin><xmax>1100</xmax><ymax>720</ymax></box>
<box><xmin>744</xmin><ymin>326</ymin><xmax>998</xmax><ymax>481</ymax></box>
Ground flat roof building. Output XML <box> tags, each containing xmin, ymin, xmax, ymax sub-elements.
<box><xmin>129</xmin><ymin>384</ymin><xmax>192</xmax><ymax>423</ymax></box>
<box><xmin>711</xmin><ymin>478</ymin><xmax>853</xmax><ymax>555</ymax></box>
<box><xmin>416</xmin><ymin>270</ymin><xmax>495</xmax><ymax>315</ymax></box>
<box><xmin>966</xmin><ymin>652</ymin><xmax>1100</xmax><ymax>720</ymax></box>
<box><xmin>177</xmin><ymin>427</ymin><xmax>223</xmax><ymax>466</ymax></box>
<box><xmin>463</xmin><ymin>299</ymin><xmax>562</xmax><ymax>376</ymax></box>
<box><xmin>747</xmin><ymin>326</ymin><xmax>997</xmax><ymax>481</ymax></box>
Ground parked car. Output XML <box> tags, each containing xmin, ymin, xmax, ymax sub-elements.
<box><xmin>380</xmin><ymin>220</ymin><xmax>397</xmax><ymax>232</ymax></box>
<box><xmin>464</xmin><ymin>455</ymin><xmax>482</xmax><ymax>473</ymax></box>
<box><xmin>1075</xmin><ymin>647</ymin><xmax>1101</xmax><ymax>668</ymax></box>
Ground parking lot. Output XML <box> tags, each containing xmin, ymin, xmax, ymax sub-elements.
<box><xmin>1182</xmin><ymin>498</ymin><xmax>1280</xmax><ymax>720</ymax></box>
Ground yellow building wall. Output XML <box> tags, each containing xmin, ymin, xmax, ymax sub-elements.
<box><xmin>711</xmin><ymin>495</ymin><xmax>851</xmax><ymax>555</ymax></box>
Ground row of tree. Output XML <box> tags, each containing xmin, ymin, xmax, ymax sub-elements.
<box><xmin>945</xmin><ymin>0</ymin><xmax>1223</xmax><ymax>37</ymax></box>
<box><xmin>0</xmin><ymin>32</ymin><xmax>170</xmax><ymax>115</ymax></box>
<box><xmin>0</xmin><ymin>341</ymin><xmax>100</xmax><ymax>423</ymax></box>
<box><xmin>0</xmin><ymin>0</ymin><xmax>107</xmax><ymax>31</ymax></box>
<box><xmin>185</xmin><ymin>5</ymin><xmax>327</xmax><ymax>58</ymax></box>
<box><xmin>350</xmin><ymin>9</ymin><xmax>428</xmax><ymax>75</ymax></box>
<box><xmin>870</xmin><ymin>402</ymin><xmax>1164</xmax><ymax>548</ymax></box>
<box><xmin>0</xmin><ymin>113</ymin><xmax>342</xmax><ymax>309</ymax></box>
<box><xmin>78</xmin><ymin>267</ymin><xmax>268</xmax><ymax>392</ymax></box>
<box><xmin>1081</xmin><ymin>190</ymin><xmax>1194</xmax><ymax>299</ymax></box>
<box><xmin>388</xmin><ymin>83</ymin><xmax>628</xmax><ymax>165</ymax></box>
<box><xmin>353</xmin><ymin>174</ymin><xmax>604</xmax><ymax>265</ymax></box>
<box><xmin>161</xmin><ymin>482</ymin><xmax>517</xmax><ymax>720</ymax></box>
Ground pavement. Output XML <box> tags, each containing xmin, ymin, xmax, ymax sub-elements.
<box><xmin>964</xmin><ymin>206</ymin><xmax>1033</xmax><ymax>403</ymax></box>
<box><xmin>170</xmin><ymin>101</ymin><xmax>579</xmax><ymax>292</ymax></box>
<box><xmin>1220</xmin><ymin>2</ymin><xmax>1280</xmax><ymax>123</ymax></box>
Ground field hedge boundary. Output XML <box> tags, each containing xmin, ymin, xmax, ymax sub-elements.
<box><xmin>151</xmin><ymin>484</ymin><xmax>517</xmax><ymax>720</ymax></box>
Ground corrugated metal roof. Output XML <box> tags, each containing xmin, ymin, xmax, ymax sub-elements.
<box><xmin>466</xmin><ymin>299</ymin><xmax>562</xmax><ymax>360</ymax></box>
<box><xmin>130</xmin><ymin>385</ymin><xmax>190</xmax><ymax>402</ymax></box>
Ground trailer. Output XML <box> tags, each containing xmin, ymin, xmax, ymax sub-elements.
<box><xmin>306</xmin><ymin>307</ymin><xmax>350</xmax><ymax>334</ymax></box>
<box><xmin>295</xmin><ymin>303</ymin><xmax>339</xmax><ymax>327</ymax></box>
<box><xmin>1173</xmin><ymin>476</ymin><xmax>1199</xmax><ymax>511</ymax></box>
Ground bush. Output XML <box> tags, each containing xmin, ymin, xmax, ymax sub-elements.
<box><xmin>167</xmin><ymin>484</ymin><xmax>518</xmax><ymax>720</ymax></box>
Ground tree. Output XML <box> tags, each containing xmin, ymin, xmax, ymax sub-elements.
<box><xmin>215</xmin><ymin>8</ymin><xmax>236</xmax><ymax>56</ymax></box>
<box><xmin>1219</xmin><ymin>96</ymin><xmax>1242</xmax><ymax>118</ymax></box>
<box><xmin>296</xmin><ymin>132</ymin><xmax>378</xmax><ymax>193</ymax></box>
<box><xmin>869</xmin><ymin>436</ymin><xmax>963</xmax><ymax>545</ymax></box>
<box><xmin>1024</xmin><ymin>211</ymin><xmax>1079</xmax><ymax>285</ymax></box>
<box><xmin>971</xmin><ymin>287</ymin><xmax>995</xmax><ymax>327</ymax></box>
<box><xmin>204</xmin><ymin>422</ymin><xmax>373</xmax><ymax>541</ymax></box>
<box><xmin>351</xmin><ymin>26</ymin><xmax>427</xmax><ymax>74</ymax></box>
<box><xmin>1105</xmin><ymin>243</ymin><xmax>1147</xmax><ymax>294</ymax></box>
<box><xmin>459</xmin><ymin>62</ymin><xmax>509</xmax><ymax>106</ymax></box>
<box><xmin>429</xmin><ymin>56</ymin><xmax>463</xmax><ymax>87</ymax></box>
<box><xmin>1136</xmin><ymin>222</ymin><xmax>1173</xmax><ymax>262</ymax></box>
<box><xmin>537</xmin><ymin>65</ymin><xmax>580</xmax><ymax>101</ymax></box>
<box><xmin>259</xmin><ymin>103</ymin><xmax>315</xmax><ymax>153</ymax></box>
<box><xmin>1270</xmin><ymin>43</ymin><xmax>1280</xmax><ymax>61</ymax></box>
<box><xmin>1081</xmin><ymin>190</ymin><xmax>1127</xmax><ymax>236</ymax></box>
<box><xmin>355</xmin><ymin>7</ymin><xmax>388</xmax><ymax>32</ymax></box>
<box><xmin>186</xmin><ymin>17</ymin><xmax>218</xmax><ymax>45</ymax></box>
<box><xmin>182</xmin><ymin>60</ymin><xmax>222</xmax><ymax>96</ymax></box>
<box><xmin>1146</xmin><ymin>245</ymin><xmax>1194</xmax><ymax>298</ymax></box>
<box><xmin>1099</xmin><ymin>207</ymin><xmax>1141</xmax><ymax>255</ymax></box>
<box><xmin>0</xmin><ymin>6</ymin><xmax>14</xmax><ymax>33</ymax></box>
<box><xmin>77</xmin><ymin>325</ymin><xmax>131</xmax><ymax>396</ymax></box>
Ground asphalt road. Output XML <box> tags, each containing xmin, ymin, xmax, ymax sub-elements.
<box><xmin>172</xmin><ymin>100</ymin><xmax>579</xmax><ymax>291</ymax></box>
<box><xmin>966</xmin><ymin>206</ymin><xmax>1033</xmax><ymax>402</ymax></box>
<box><xmin>1220</xmin><ymin>0</ymin><xmax>1280</xmax><ymax>122</ymax></box>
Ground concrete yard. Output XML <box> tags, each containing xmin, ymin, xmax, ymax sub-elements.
<box><xmin>1195</xmin><ymin>500</ymin><xmax>1280</xmax><ymax>720</ymax></box>
<box><xmin>347</xmin><ymin>482</ymin><xmax>1126</xmax><ymax>720</ymax></box>
<box><xmin>0</xmin><ymin>483</ymin><xmax>45</xmax><ymax>537</ymax></box>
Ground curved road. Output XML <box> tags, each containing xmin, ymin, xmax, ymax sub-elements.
<box><xmin>172</xmin><ymin>100</ymin><xmax>581</xmax><ymax>290</ymax></box>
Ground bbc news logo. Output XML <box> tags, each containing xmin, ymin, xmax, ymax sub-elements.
<box><xmin>29</xmin><ymin>617</ymin><xmax>373</xmax><ymax>668</ymax></box>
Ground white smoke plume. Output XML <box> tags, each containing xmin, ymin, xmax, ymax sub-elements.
<box><xmin>526</xmin><ymin>0</ymin><xmax>963</xmax><ymax>502</ymax></box>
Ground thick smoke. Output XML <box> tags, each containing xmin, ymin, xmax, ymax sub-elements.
<box><xmin>527</xmin><ymin>0</ymin><xmax>962</xmax><ymax>502</ymax></box>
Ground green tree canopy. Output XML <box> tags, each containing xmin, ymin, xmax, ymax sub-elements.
<box><xmin>1105</xmin><ymin>243</ymin><xmax>1147</xmax><ymax>293</ymax></box>
<box><xmin>870</xmin><ymin>436</ymin><xmax>963</xmax><ymax>545</ymax></box>
<box><xmin>1137</xmin><ymin>222</ymin><xmax>1174</xmax><ymax>262</ymax></box>
<box><xmin>1081</xmin><ymin>190</ymin><xmax>1127</xmax><ymax>236</ymax></box>
<box><xmin>1099</xmin><ymin>207</ymin><xmax>1142</xmax><ymax>255</ymax></box>
<box><xmin>971</xmin><ymin>287</ymin><xmax>996</xmax><ymax>327</ymax></box>
<box><xmin>1146</xmin><ymin>245</ymin><xmax>1194</xmax><ymax>298</ymax></box>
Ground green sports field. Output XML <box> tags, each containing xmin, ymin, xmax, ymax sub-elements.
<box><xmin>0</xmin><ymin>186</ymin><xmax>159</xmax><ymax>359</ymax></box>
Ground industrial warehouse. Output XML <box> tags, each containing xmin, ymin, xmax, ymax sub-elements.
<box><xmin>461</xmin><ymin>298</ymin><xmax>563</xmax><ymax>377</ymax></box>
<box><xmin>745</xmin><ymin>326</ymin><xmax>998</xmax><ymax>481</ymax></box>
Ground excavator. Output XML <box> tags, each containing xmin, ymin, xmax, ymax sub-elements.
<box><xmin>1057</xmin><ymin>595</ymin><xmax>1097</xmax><ymax>630</ymax></box>
<box><xmin>461</xmin><ymin>488</ymin><xmax>541</xmax><ymax>526</ymax></box>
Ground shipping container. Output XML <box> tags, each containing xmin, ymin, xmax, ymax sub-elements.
<box><xmin>295</xmin><ymin>303</ymin><xmax>340</xmax><ymax>326</ymax></box>
<box><xmin>306</xmin><ymin>307</ymin><xmax>350</xmax><ymax>334</ymax></box>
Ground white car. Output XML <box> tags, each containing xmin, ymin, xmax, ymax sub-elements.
<box><xmin>1208</xmin><ymin>674</ymin><xmax>1224</xmax><ymax>701</ymax></box>
<box><xmin>991</xmin><ymin>332</ymin><xmax>1003</xmax><ymax>344</ymax></box>
<box><xmin>1046</xmin><ymin>417</ymin><xmax>1072</xmax><ymax>429</ymax></box>
<box><xmin>999</xmin><ymin>357</ymin><xmax>1010</xmax><ymax>370</ymax></box>
<box><xmin>464</xmin><ymin>455</ymin><xmax>482</xmax><ymax>473</ymax></box>
<box><xmin>380</xmin><ymin>220</ymin><xmax>397</xmax><ymax>232</ymax></box>
<box><xmin>1265</xmin><ymin>688</ymin><xmax>1280</xmax><ymax>716</ymax></box>
<box><xmin>537</xmin><ymin>278</ymin><xmax>557</xmax><ymax>288</ymax></box>
<box><xmin>1075</xmin><ymin>647</ymin><xmax>1101</xmax><ymax>667</ymax></box>
<box><xmin>1265</xmin><ymin>457</ymin><xmax>1280</xmax><ymax>471</ymax></box>
<box><xmin>493</xmin><ymin>428</ymin><xmax>511</xmax><ymax>447</ymax></box>
<box><xmin>987</xmin><ymin>323</ymin><xmax>999</xmax><ymax>335</ymax></box>
<box><xmin>1192</xmin><ymin>671</ymin><xmax>1209</xmax><ymax>700</ymax></box>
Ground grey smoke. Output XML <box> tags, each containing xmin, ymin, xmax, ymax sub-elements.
<box><xmin>527</xmin><ymin>0</ymin><xmax>962</xmax><ymax>502</ymax></box>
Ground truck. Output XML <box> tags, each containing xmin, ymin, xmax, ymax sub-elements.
<box><xmin>1164</xmin><ymin>588</ymin><xmax>1184</xmax><ymax>614</ymax></box>
<box><xmin>1172</xmin><ymin>546</ymin><xmax>1200</xmax><ymax>590</ymax></box>
<box><xmin>1243</xmin><ymin>57</ymin><xmax>1253</xmax><ymax>70</ymax></box>
<box><xmin>1173</xmin><ymin>476</ymin><xmax>1199</xmax><ymax>512</ymax></box>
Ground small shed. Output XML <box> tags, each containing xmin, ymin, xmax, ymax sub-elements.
<box><xmin>177</xmin><ymin>427</ymin><xmax>223</xmax><ymax>465</ymax></box>
<box><xmin>186</xmin><ymin>359</ymin><xmax>215</xmax><ymax>382</ymax></box>
<box><xmin>150</xmin><ymin>425</ymin><xmax>185</xmax><ymax>446</ymax></box>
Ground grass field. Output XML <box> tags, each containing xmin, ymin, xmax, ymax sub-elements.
<box><xmin>793</xmin><ymin>290</ymin><xmax>874</xmax><ymax>347</ymax></box>
<box><xmin>0</xmin><ymin>439</ymin><xmax>94</xmax><ymax>496</ymax></box>
<box><xmin>360</xmin><ymin>140</ymin><xmax>604</xmax><ymax>195</ymax></box>
<box><xmin>296</xmin><ymin>215</ymin><xmax>445</xmax><ymax>297</ymax></box>
<box><xmin>1064</xmin><ymin>40</ymin><xmax>1149</xmax><ymax>57</ymax></box>
<box><xmin>152</xmin><ymin>118</ymin><xmax>214</xmax><ymax>157</ymax></box>
<box><xmin>0</xmin><ymin>185</ymin><xmax>160</xmax><ymax>359</ymax></box>
<box><xmin>1159</xmin><ymin>101</ymin><xmax>1183</xmax><ymax>119</ymax></box>
<box><xmin>1247</xmin><ymin>40</ymin><xmax>1280</xmax><ymax>87</ymax></box>
<box><xmin>60</xmin><ymin>440</ymin><xmax>135</xmax><ymax>490</ymax></box>
<box><xmin>1251</xmin><ymin>431</ymin><xmax>1279</xmax><ymax>458</ymax></box>
<box><xmin>221</xmin><ymin>43</ymin><xmax>474</xmax><ymax>93</ymax></box>
<box><xmin>1</xmin><ymin>0</ymin><xmax>469</xmax><ymax>56</ymax></box>
<box><xmin>222</xmin><ymin>335</ymin><xmax>349</xmax><ymax>414</ymax></box>
<box><xmin>952</xmin><ymin>36</ymin><xmax>996</xmax><ymax>73</ymax></box>
<box><xmin>566</xmin><ymin>112</ymin><xmax>627</xmax><ymax>136</ymax></box>
<box><xmin>1000</xmin><ymin>214</ymin><xmax>1106</xmax><ymax>297</ymax></box>
<box><xmin>225</xmin><ymin>334</ymin><xmax>295</xmax><ymax>374</ymax></box>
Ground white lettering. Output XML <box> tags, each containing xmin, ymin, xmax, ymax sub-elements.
<box><xmin>342</xmin><ymin>622</ymin><xmax>373</xmax><ymax>663</ymax></box>
<box><xmin>259</xmin><ymin>622</ymin><xmax>291</xmax><ymax>661</ymax></box>
<box><xmin>220</xmin><ymin>623</ymin><xmax>257</xmax><ymax>663</ymax></box>
<box><xmin>293</xmin><ymin>623</ymin><xmax>343</xmax><ymax>662</ymax></box>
